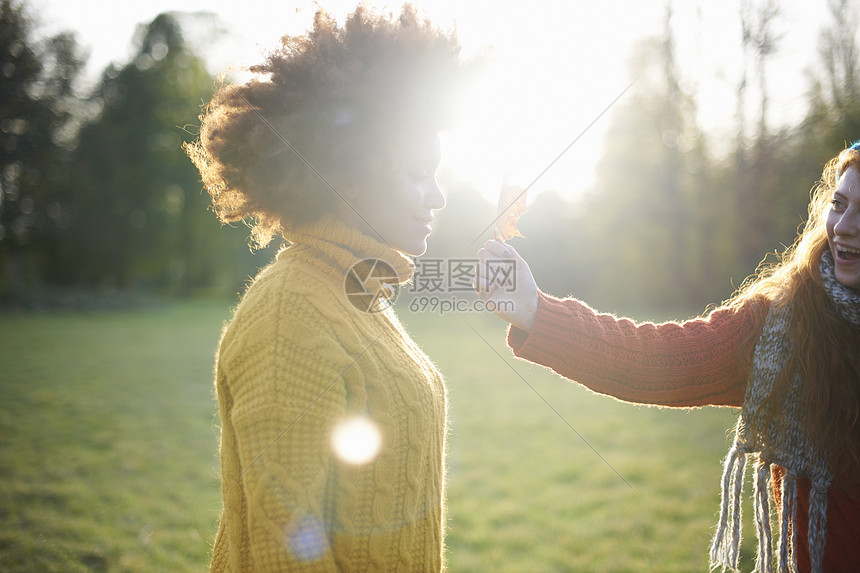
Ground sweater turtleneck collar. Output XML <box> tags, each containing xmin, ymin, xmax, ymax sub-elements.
<box><xmin>278</xmin><ymin>213</ymin><xmax>416</xmax><ymax>285</ymax></box>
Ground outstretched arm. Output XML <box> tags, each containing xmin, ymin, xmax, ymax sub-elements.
<box><xmin>475</xmin><ymin>240</ymin><xmax>759</xmax><ymax>408</ymax></box>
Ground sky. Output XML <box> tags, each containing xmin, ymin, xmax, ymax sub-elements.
<box><xmin>29</xmin><ymin>0</ymin><xmax>832</xmax><ymax>202</ymax></box>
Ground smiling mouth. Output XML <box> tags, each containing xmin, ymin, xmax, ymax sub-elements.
<box><xmin>836</xmin><ymin>244</ymin><xmax>860</xmax><ymax>261</ymax></box>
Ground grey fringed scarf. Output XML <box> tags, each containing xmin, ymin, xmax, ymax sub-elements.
<box><xmin>710</xmin><ymin>251</ymin><xmax>860</xmax><ymax>573</ymax></box>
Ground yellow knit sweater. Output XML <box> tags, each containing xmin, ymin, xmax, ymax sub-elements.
<box><xmin>209</xmin><ymin>214</ymin><xmax>448</xmax><ymax>571</ymax></box>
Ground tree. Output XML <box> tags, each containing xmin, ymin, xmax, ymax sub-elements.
<box><xmin>0</xmin><ymin>0</ymin><xmax>85</xmax><ymax>303</ymax></box>
<box><xmin>730</xmin><ymin>0</ymin><xmax>786</xmax><ymax>282</ymax></box>
<box><xmin>587</xmin><ymin>5</ymin><xmax>710</xmax><ymax>311</ymax></box>
<box><xmin>801</xmin><ymin>0</ymin><xmax>860</xmax><ymax>149</ymax></box>
<box><xmin>65</xmin><ymin>12</ymin><xmax>269</xmax><ymax>294</ymax></box>
<box><xmin>740</xmin><ymin>0</ymin><xmax>782</xmax><ymax>142</ymax></box>
<box><xmin>816</xmin><ymin>0</ymin><xmax>859</xmax><ymax>120</ymax></box>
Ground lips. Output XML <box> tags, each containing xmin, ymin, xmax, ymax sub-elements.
<box><xmin>414</xmin><ymin>216</ymin><xmax>434</xmax><ymax>233</ymax></box>
<box><xmin>835</xmin><ymin>243</ymin><xmax>860</xmax><ymax>262</ymax></box>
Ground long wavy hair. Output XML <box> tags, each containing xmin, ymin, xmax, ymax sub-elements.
<box><xmin>729</xmin><ymin>145</ymin><xmax>860</xmax><ymax>483</ymax></box>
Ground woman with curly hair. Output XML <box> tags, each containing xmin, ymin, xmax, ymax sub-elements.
<box><xmin>474</xmin><ymin>142</ymin><xmax>860</xmax><ymax>572</ymax></box>
<box><xmin>186</xmin><ymin>5</ymin><xmax>471</xmax><ymax>571</ymax></box>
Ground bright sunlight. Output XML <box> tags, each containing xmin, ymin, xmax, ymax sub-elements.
<box><xmin>331</xmin><ymin>417</ymin><xmax>383</xmax><ymax>465</ymax></box>
<box><xmin>36</xmin><ymin>0</ymin><xmax>824</xmax><ymax>204</ymax></box>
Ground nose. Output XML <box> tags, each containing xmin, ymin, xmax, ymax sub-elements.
<box><xmin>425</xmin><ymin>178</ymin><xmax>446</xmax><ymax>211</ymax></box>
<box><xmin>834</xmin><ymin>205</ymin><xmax>858</xmax><ymax>237</ymax></box>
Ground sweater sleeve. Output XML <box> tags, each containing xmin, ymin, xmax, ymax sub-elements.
<box><xmin>507</xmin><ymin>291</ymin><xmax>761</xmax><ymax>407</ymax></box>
<box><xmin>220</xmin><ymin>294</ymin><xmax>353</xmax><ymax>572</ymax></box>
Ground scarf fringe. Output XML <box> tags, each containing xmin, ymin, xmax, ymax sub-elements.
<box><xmin>777</xmin><ymin>474</ymin><xmax>798</xmax><ymax>573</ymax></box>
<box><xmin>712</xmin><ymin>449</ymin><xmax>830</xmax><ymax>573</ymax></box>
<box><xmin>753</xmin><ymin>459</ymin><xmax>773</xmax><ymax>573</ymax></box>
<box><xmin>807</xmin><ymin>483</ymin><xmax>828</xmax><ymax>573</ymax></box>
<box><xmin>710</xmin><ymin>443</ymin><xmax>746</xmax><ymax>571</ymax></box>
<box><xmin>710</xmin><ymin>452</ymin><xmax>829</xmax><ymax>573</ymax></box>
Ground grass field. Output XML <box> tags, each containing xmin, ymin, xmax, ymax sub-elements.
<box><xmin>0</xmin><ymin>299</ymin><xmax>758</xmax><ymax>572</ymax></box>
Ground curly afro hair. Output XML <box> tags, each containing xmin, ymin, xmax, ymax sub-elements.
<box><xmin>185</xmin><ymin>4</ymin><xmax>471</xmax><ymax>248</ymax></box>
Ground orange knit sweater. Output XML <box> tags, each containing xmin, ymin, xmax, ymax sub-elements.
<box><xmin>508</xmin><ymin>290</ymin><xmax>860</xmax><ymax>572</ymax></box>
<box><xmin>209</xmin><ymin>215</ymin><xmax>448</xmax><ymax>571</ymax></box>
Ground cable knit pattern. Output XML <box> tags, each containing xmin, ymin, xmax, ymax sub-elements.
<box><xmin>508</xmin><ymin>291</ymin><xmax>757</xmax><ymax>408</ymax></box>
<box><xmin>209</xmin><ymin>214</ymin><xmax>447</xmax><ymax>572</ymax></box>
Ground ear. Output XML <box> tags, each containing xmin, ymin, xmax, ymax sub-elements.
<box><xmin>326</xmin><ymin>169</ymin><xmax>361</xmax><ymax>201</ymax></box>
<box><xmin>331</xmin><ymin>184</ymin><xmax>362</xmax><ymax>225</ymax></box>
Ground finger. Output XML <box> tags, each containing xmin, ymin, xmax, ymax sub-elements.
<box><xmin>475</xmin><ymin>247</ymin><xmax>500</xmax><ymax>276</ymax></box>
<box><xmin>483</xmin><ymin>239</ymin><xmax>514</xmax><ymax>258</ymax></box>
<box><xmin>473</xmin><ymin>275</ymin><xmax>490</xmax><ymax>293</ymax></box>
<box><xmin>473</xmin><ymin>277</ymin><xmax>485</xmax><ymax>299</ymax></box>
<box><xmin>474</xmin><ymin>277</ymin><xmax>489</xmax><ymax>299</ymax></box>
<box><xmin>473</xmin><ymin>275</ymin><xmax>496</xmax><ymax>297</ymax></box>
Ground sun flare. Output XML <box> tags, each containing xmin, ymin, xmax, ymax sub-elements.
<box><xmin>331</xmin><ymin>417</ymin><xmax>383</xmax><ymax>465</ymax></box>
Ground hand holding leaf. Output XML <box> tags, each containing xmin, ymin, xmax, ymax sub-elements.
<box><xmin>474</xmin><ymin>239</ymin><xmax>538</xmax><ymax>332</ymax></box>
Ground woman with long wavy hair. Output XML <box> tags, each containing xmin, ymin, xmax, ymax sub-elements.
<box><xmin>474</xmin><ymin>142</ymin><xmax>860</xmax><ymax>572</ymax></box>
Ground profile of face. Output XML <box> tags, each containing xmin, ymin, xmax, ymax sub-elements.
<box><xmin>827</xmin><ymin>164</ymin><xmax>860</xmax><ymax>292</ymax></box>
<box><xmin>343</xmin><ymin>133</ymin><xmax>445</xmax><ymax>256</ymax></box>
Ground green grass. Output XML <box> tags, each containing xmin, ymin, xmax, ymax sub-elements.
<box><xmin>0</xmin><ymin>300</ymin><xmax>758</xmax><ymax>572</ymax></box>
<box><xmin>0</xmin><ymin>301</ymin><xmax>228</xmax><ymax>571</ymax></box>
<box><xmin>402</xmin><ymin>309</ymin><xmax>758</xmax><ymax>573</ymax></box>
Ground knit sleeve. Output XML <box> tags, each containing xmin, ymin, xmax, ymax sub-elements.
<box><xmin>220</xmin><ymin>293</ymin><xmax>353</xmax><ymax>571</ymax></box>
<box><xmin>507</xmin><ymin>291</ymin><xmax>761</xmax><ymax>407</ymax></box>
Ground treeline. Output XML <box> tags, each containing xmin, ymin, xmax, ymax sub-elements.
<box><xmin>0</xmin><ymin>1</ymin><xmax>277</xmax><ymax>307</ymax></box>
<box><xmin>2</xmin><ymin>0</ymin><xmax>860</xmax><ymax>313</ymax></box>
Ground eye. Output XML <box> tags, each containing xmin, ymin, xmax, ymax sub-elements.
<box><xmin>408</xmin><ymin>167</ymin><xmax>428</xmax><ymax>180</ymax></box>
<box><xmin>831</xmin><ymin>198</ymin><xmax>846</xmax><ymax>213</ymax></box>
<box><xmin>407</xmin><ymin>163</ymin><xmax>435</xmax><ymax>182</ymax></box>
